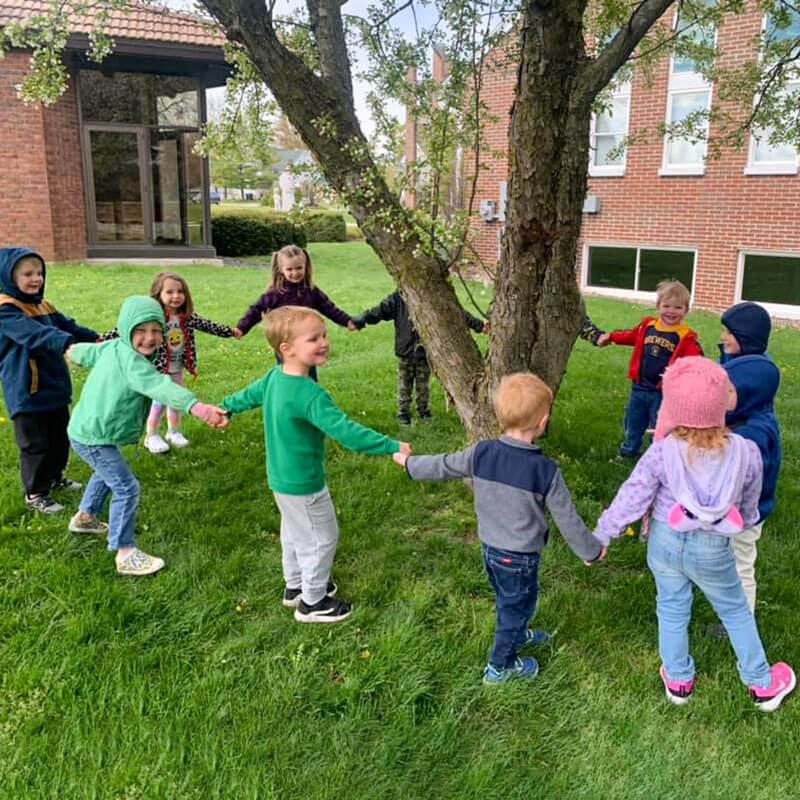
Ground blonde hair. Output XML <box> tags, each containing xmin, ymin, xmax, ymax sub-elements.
<box><xmin>270</xmin><ymin>245</ymin><xmax>314</xmax><ymax>291</ymax></box>
<box><xmin>493</xmin><ymin>372</ymin><xmax>553</xmax><ymax>430</ymax></box>
<box><xmin>264</xmin><ymin>305</ymin><xmax>324</xmax><ymax>354</ymax></box>
<box><xmin>150</xmin><ymin>271</ymin><xmax>193</xmax><ymax>315</ymax></box>
<box><xmin>671</xmin><ymin>425</ymin><xmax>730</xmax><ymax>461</ymax></box>
<box><xmin>656</xmin><ymin>279</ymin><xmax>690</xmax><ymax>309</ymax></box>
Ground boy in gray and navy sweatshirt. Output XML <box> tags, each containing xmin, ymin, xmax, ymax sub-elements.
<box><xmin>393</xmin><ymin>372</ymin><xmax>605</xmax><ymax>685</ymax></box>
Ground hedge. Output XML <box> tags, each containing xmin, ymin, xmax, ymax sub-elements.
<box><xmin>303</xmin><ymin>213</ymin><xmax>347</xmax><ymax>243</ymax></box>
<box><xmin>211</xmin><ymin>215</ymin><xmax>307</xmax><ymax>257</ymax></box>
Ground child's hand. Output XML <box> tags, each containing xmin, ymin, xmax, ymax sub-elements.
<box><xmin>232</xmin><ymin>327</ymin><xmax>244</xmax><ymax>339</ymax></box>
<box><xmin>482</xmin><ymin>322</ymin><xmax>490</xmax><ymax>334</ymax></box>
<box><xmin>191</xmin><ymin>402</ymin><xmax>229</xmax><ymax>428</ymax></box>
<box><xmin>393</xmin><ymin>451</ymin><xmax>409</xmax><ymax>467</ymax></box>
<box><xmin>596</xmin><ymin>333</ymin><xmax>612</xmax><ymax>347</ymax></box>
<box><xmin>584</xmin><ymin>546</ymin><xmax>608</xmax><ymax>566</ymax></box>
<box><xmin>398</xmin><ymin>442</ymin><xmax>411</xmax><ymax>457</ymax></box>
<box><xmin>65</xmin><ymin>345</ymin><xmax>74</xmax><ymax>361</ymax></box>
<box><xmin>347</xmin><ymin>321</ymin><xmax>358</xmax><ymax>332</ymax></box>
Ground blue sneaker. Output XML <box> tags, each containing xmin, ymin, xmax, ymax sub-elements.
<box><xmin>519</xmin><ymin>628</ymin><xmax>551</xmax><ymax>648</ymax></box>
<box><xmin>483</xmin><ymin>657</ymin><xmax>539</xmax><ymax>684</ymax></box>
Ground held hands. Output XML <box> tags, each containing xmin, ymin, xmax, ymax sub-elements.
<box><xmin>393</xmin><ymin>442</ymin><xmax>412</xmax><ymax>467</ymax></box>
<box><xmin>190</xmin><ymin>402</ymin><xmax>230</xmax><ymax>429</ymax></box>
<box><xmin>583</xmin><ymin>546</ymin><xmax>608</xmax><ymax>567</ymax></box>
<box><xmin>347</xmin><ymin>321</ymin><xmax>359</xmax><ymax>332</ymax></box>
<box><xmin>232</xmin><ymin>327</ymin><xmax>244</xmax><ymax>339</ymax></box>
<box><xmin>596</xmin><ymin>333</ymin><xmax>612</xmax><ymax>347</ymax></box>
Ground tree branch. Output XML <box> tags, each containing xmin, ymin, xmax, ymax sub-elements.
<box><xmin>306</xmin><ymin>0</ymin><xmax>355</xmax><ymax>114</ymax></box>
<box><xmin>584</xmin><ymin>0</ymin><xmax>676</xmax><ymax>100</ymax></box>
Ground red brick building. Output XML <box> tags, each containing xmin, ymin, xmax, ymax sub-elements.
<box><xmin>0</xmin><ymin>1</ymin><xmax>229</xmax><ymax>262</ymax></box>
<box><xmin>463</xmin><ymin>10</ymin><xmax>800</xmax><ymax>318</ymax></box>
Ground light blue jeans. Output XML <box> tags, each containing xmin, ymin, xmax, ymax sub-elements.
<box><xmin>70</xmin><ymin>441</ymin><xmax>140</xmax><ymax>552</ymax></box>
<box><xmin>646</xmin><ymin>519</ymin><xmax>771</xmax><ymax>688</ymax></box>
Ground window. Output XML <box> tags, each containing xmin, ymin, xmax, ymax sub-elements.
<box><xmin>585</xmin><ymin>245</ymin><xmax>695</xmax><ymax>297</ymax></box>
<box><xmin>660</xmin><ymin>5</ymin><xmax>715</xmax><ymax>175</ymax></box>
<box><xmin>589</xmin><ymin>84</ymin><xmax>631</xmax><ymax>177</ymax></box>
<box><xmin>745</xmin><ymin>9</ymin><xmax>800</xmax><ymax>174</ymax></box>
<box><xmin>740</xmin><ymin>252</ymin><xmax>800</xmax><ymax>311</ymax></box>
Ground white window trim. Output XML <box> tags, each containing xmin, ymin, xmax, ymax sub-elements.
<box><xmin>581</xmin><ymin>241</ymin><xmax>697</xmax><ymax>305</ymax></box>
<box><xmin>736</xmin><ymin>248</ymin><xmax>800</xmax><ymax>319</ymax></box>
<box><xmin>745</xmin><ymin>15</ymin><xmax>800</xmax><ymax>175</ymax></box>
<box><xmin>660</xmin><ymin>11</ymin><xmax>715</xmax><ymax>176</ymax></box>
<box><xmin>589</xmin><ymin>83</ymin><xmax>631</xmax><ymax>178</ymax></box>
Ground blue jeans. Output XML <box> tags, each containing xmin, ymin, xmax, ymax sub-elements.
<box><xmin>620</xmin><ymin>386</ymin><xmax>661</xmax><ymax>457</ymax></box>
<box><xmin>646</xmin><ymin>519</ymin><xmax>771</xmax><ymax>688</ymax></box>
<box><xmin>70</xmin><ymin>441</ymin><xmax>140</xmax><ymax>552</ymax></box>
<box><xmin>482</xmin><ymin>544</ymin><xmax>540</xmax><ymax>669</ymax></box>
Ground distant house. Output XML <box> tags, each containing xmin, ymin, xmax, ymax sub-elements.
<box><xmin>0</xmin><ymin>0</ymin><xmax>231</xmax><ymax>261</ymax></box>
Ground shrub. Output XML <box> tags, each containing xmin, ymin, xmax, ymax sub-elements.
<box><xmin>303</xmin><ymin>212</ymin><xmax>347</xmax><ymax>243</ymax></box>
<box><xmin>212</xmin><ymin>215</ymin><xmax>307</xmax><ymax>257</ymax></box>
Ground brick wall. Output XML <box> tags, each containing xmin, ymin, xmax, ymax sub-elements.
<box><xmin>0</xmin><ymin>51</ymin><xmax>87</xmax><ymax>263</ymax></box>
<box><xmin>42</xmin><ymin>67</ymin><xmax>88</xmax><ymax>261</ymax></box>
<box><xmin>464</xmin><ymin>11</ymin><xmax>800</xmax><ymax>312</ymax></box>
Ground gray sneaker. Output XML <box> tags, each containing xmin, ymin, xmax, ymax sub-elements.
<box><xmin>25</xmin><ymin>494</ymin><xmax>64</xmax><ymax>514</ymax></box>
<box><xmin>51</xmin><ymin>477</ymin><xmax>83</xmax><ymax>492</ymax></box>
<box><xmin>116</xmin><ymin>548</ymin><xmax>165</xmax><ymax>577</ymax></box>
<box><xmin>68</xmin><ymin>512</ymin><xmax>109</xmax><ymax>535</ymax></box>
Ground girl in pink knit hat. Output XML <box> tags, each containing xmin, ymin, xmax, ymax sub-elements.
<box><xmin>593</xmin><ymin>356</ymin><xmax>794</xmax><ymax>711</ymax></box>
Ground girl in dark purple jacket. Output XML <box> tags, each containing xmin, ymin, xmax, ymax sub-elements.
<box><xmin>233</xmin><ymin>245</ymin><xmax>357</xmax><ymax>380</ymax></box>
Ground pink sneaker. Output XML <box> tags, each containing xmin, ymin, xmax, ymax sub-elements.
<box><xmin>749</xmin><ymin>663</ymin><xmax>796</xmax><ymax>712</ymax></box>
<box><xmin>660</xmin><ymin>665</ymin><xmax>695</xmax><ymax>706</ymax></box>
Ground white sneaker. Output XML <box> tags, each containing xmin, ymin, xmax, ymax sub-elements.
<box><xmin>165</xmin><ymin>430</ymin><xmax>190</xmax><ymax>448</ymax></box>
<box><xmin>116</xmin><ymin>548</ymin><xmax>165</xmax><ymax>576</ymax></box>
<box><xmin>144</xmin><ymin>434</ymin><xmax>170</xmax><ymax>454</ymax></box>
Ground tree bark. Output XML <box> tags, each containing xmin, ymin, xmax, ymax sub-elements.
<box><xmin>198</xmin><ymin>0</ymin><xmax>662</xmax><ymax>440</ymax></box>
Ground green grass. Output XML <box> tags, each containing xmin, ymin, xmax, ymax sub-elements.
<box><xmin>1</xmin><ymin>242</ymin><xmax>799</xmax><ymax>799</ymax></box>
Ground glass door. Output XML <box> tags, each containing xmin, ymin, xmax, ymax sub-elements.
<box><xmin>85</xmin><ymin>127</ymin><xmax>149</xmax><ymax>243</ymax></box>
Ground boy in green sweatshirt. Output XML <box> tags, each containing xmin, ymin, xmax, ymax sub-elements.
<box><xmin>221</xmin><ymin>305</ymin><xmax>410</xmax><ymax>623</ymax></box>
<box><xmin>67</xmin><ymin>296</ymin><xmax>228</xmax><ymax>576</ymax></box>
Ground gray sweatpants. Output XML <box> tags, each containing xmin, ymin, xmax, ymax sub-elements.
<box><xmin>273</xmin><ymin>486</ymin><xmax>340</xmax><ymax>605</ymax></box>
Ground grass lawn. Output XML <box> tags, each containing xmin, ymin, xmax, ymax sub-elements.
<box><xmin>1</xmin><ymin>242</ymin><xmax>799</xmax><ymax>799</ymax></box>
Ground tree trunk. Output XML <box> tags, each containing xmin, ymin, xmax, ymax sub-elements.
<box><xmin>200</xmin><ymin>0</ymin><xmax>601</xmax><ymax>440</ymax></box>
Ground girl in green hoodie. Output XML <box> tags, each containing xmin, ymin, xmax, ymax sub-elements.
<box><xmin>66</xmin><ymin>296</ymin><xmax>228</xmax><ymax>576</ymax></box>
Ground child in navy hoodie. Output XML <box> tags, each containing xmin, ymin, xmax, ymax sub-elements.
<box><xmin>0</xmin><ymin>247</ymin><xmax>98</xmax><ymax>513</ymax></box>
<box><xmin>719</xmin><ymin>302</ymin><xmax>781</xmax><ymax>613</ymax></box>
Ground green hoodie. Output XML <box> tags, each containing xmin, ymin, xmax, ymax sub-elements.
<box><xmin>68</xmin><ymin>296</ymin><xmax>199</xmax><ymax>446</ymax></box>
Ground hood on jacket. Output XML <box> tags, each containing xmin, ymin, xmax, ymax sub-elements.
<box><xmin>662</xmin><ymin>434</ymin><xmax>751</xmax><ymax>532</ymax></box>
<box><xmin>724</xmin><ymin>355</ymin><xmax>779</xmax><ymax>425</ymax></box>
<box><xmin>0</xmin><ymin>247</ymin><xmax>46</xmax><ymax>303</ymax></box>
<box><xmin>117</xmin><ymin>295</ymin><xmax>166</xmax><ymax>360</ymax></box>
<box><xmin>721</xmin><ymin>302</ymin><xmax>771</xmax><ymax>355</ymax></box>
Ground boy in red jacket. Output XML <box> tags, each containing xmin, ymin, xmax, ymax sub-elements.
<box><xmin>597</xmin><ymin>280</ymin><xmax>702</xmax><ymax>458</ymax></box>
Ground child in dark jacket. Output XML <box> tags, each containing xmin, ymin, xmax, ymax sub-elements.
<box><xmin>353</xmin><ymin>290</ymin><xmax>487</xmax><ymax>424</ymax></box>
<box><xmin>233</xmin><ymin>245</ymin><xmax>357</xmax><ymax>382</ymax></box>
<box><xmin>394</xmin><ymin>372</ymin><xmax>605</xmax><ymax>684</ymax></box>
<box><xmin>0</xmin><ymin>247</ymin><xmax>98</xmax><ymax>513</ymax></box>
<box><xmin>719</xmin><ymin>302</ymin><xmax>781</xmax><ymax>613</ymax></box>
<box><xmin>597</xmin><ymin>280</ymin><xmax>702</xmax><ymax>458</ymax></box>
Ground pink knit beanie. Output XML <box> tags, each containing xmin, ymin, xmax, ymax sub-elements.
<box><xmin>654</xmin><ymin>356</ymin><xmax>731</xmax><ymax>441</ymax></box>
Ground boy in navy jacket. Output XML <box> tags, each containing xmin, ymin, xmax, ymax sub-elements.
<box><xmin>719</xmin><ymin>302</ymin><xmax>781</xmax><ymax>613</ymax></box>
<box><xmin>394</xmin><ymin>372</ymin><xmax>605</xmax><ymax>684</ymax></box>
<box><xmin>0</xmin><ymin>247</ymin><xmax>98</xmax><ymax>513</ymax></box>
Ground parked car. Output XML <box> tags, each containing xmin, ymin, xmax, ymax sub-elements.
<box><xmin>209</xmin><ymin>190</ymin><xmax>221</xmax><ymax>204</ymax></box>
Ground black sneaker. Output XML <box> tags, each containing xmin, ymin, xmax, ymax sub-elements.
<box><xmin>282</xmin><ymin>581</ymin><xmax>337</xmax><ymax>608</ymax></box>
<box><xmin>25</xmin><ymin>494</ymin><xmax>65</xmax><ymax>514</ymax></box>
<box><xmin>397</xmin><ymin>412</ymin><xmax>411</xmax><ymax>425</ymax></box>
<box><xmin>51</xmin><ymin>477</ymin><xmax>83</xmax><ymax>492</ymax></box>
<box><xmin>418</xmin><ymin>409</ymin><xmax>433</xmax><ymax>420</ymax></box>
<box><xmin>294</xmin><ymin>595</ymin><xmax>352</xmax><ymax>623</ymax></box>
